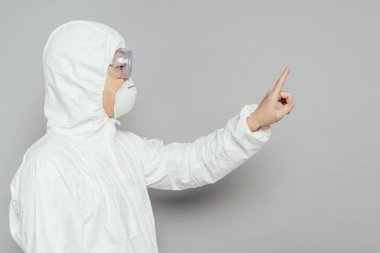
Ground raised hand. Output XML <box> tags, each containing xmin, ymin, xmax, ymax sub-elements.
<box><xmin>247</xmin><ymin>66</ymin><xmax>295</xmax><ymax>131</ymax></box>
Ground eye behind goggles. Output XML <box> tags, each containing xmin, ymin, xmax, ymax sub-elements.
<box><xmin>108</xmin><ymin>47</ymin><xmax>133</xmax><ymax>80</ymax></box>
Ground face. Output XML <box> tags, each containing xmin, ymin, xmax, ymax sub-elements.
<box><xmin>103</xmin><ymin>50</ymin><xmax>127</xmax><ymax>117</ymax></box>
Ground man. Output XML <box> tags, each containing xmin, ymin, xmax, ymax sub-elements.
<box><xmin>9</xmin><ymin>20</ymin><xmax>294</xmax><ymax>253</ymax></box>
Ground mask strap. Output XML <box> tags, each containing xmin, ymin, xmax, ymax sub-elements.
<box><xmin>105</xmin><ymin>82</ymin><xmax>116</xmax><ymax>94</ymax></box>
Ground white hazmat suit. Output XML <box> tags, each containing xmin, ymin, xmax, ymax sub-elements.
<box><xmin>9</xmin><ymin>20</ymin><xmax>272</xmax><ymax>253</ymax></box>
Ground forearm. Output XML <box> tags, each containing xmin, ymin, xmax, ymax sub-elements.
<box><xmin>139</xmin><ymin>104</ymin><xmax>272</xmax><ymax>190</ymax></box>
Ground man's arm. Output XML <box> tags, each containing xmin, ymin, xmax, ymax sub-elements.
<box><xmin>132</xmin><ymin>104</ymin><xmax>271</xmax><ymax>191</ymax></box>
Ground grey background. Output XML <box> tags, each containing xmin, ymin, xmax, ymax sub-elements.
<box><xmin>1</xmin><ymin>0</ymin><xmax>379</xmax><ymax>252</ymax></box>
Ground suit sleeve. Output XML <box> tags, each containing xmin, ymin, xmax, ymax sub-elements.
<box><xmin>136</xmin><ymin>104</ymin><xmax>272</xmax><ymax>191</ymax></box>
<box><xmin>9</xmin><ymin>153</ymin><xmax>84</xmax><ymax>253</ymax></box>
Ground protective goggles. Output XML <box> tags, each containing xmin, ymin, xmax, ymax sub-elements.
<box><xmin>108</xmin><ymin>48</ymin><xmax>133</xmax><ymax>80</ymax></box>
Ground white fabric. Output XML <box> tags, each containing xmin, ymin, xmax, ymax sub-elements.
<box><xmin>9</xmin><ymin>20</ymin><xmax>272</xmax><ymax>253</ymax></box>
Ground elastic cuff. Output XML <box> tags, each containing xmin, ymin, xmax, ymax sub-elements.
<box><xmin>236</xmin><ymin>104</ymin><xmax>272</xmax><ymax>144</ymax></box>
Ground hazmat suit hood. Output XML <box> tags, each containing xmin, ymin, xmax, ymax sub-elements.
<box><xmin>43</xmin><ymin>20</ymin><xmax>125</xmax><ymax>139</ymax></box>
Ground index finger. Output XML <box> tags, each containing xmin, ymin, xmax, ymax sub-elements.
<box><xmin>273</xmin><ymin>66</ymin><xmax>290</xmax><ymax>93</ymax></box>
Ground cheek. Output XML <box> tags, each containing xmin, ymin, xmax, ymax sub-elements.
<box><xmin>115</xmin><ymin>79</ymin><xmax>125</xmax><ymax>92</ymax></box>
<box><xmin>102</xmin><ymin>86</ymin><xmax>116</xmax><ymax>114</ymax></box>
